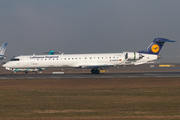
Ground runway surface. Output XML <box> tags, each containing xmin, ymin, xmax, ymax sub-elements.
<box><xmin>0</xmin><ymin>71</ymin><xmax>180</xmax><ymax>79</ymax></box>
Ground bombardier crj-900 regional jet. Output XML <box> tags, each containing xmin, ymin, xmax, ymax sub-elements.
<box><xmin>0</xmin><ymin>43</ymin><xmax>8</xmax><ymax>60</ymax></box>
<box><xmin>3</xmin><ymin>38</ymin><xmax>175</xmax><ymax>74</ymax></box>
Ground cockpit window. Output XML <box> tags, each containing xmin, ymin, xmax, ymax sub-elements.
<box><xmin>10</xmin><ymin>58</ymin><xmax>20</xmax><ymax>61</ymax></box>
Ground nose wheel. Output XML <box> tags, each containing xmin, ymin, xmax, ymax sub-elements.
<box><xmin>91</xmin><ymin>69</ymin><xmax>100</xmax><ymax>74</ymax></box>
<box><xmin>11</xmin><ymin>71</ymin><xmax>15</xmax><ymax>75</ymax></box>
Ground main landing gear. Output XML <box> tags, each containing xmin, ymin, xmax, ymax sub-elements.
<box><xmin>91</xmin><ymin>69</ymin><xmax>100</xmax><ymax>74</ymax></box>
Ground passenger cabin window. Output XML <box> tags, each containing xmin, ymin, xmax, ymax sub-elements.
<box><xmin>10</xmin><ymin>58</ymin><xmax>20</xmax><ymax>61</ymax></box>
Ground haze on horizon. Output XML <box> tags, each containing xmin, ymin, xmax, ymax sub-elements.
<box><xmin>0</xmin><ymin>0</ymin><xmax>179</xmax><ymax>62</ymax></box>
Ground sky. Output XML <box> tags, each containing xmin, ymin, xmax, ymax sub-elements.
<box><xmin>0</xmin><ymin>0</ymin><xmax>180</xmax><ymax>62</ymax></box>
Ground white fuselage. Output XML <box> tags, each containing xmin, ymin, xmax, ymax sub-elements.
<box><xmin>3</xmin><ymin>52</ymin><xmax>158</xmax><ymax>70</ymax></box>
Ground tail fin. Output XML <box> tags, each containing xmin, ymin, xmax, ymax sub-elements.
<box><xmin>139</xmin><ymin>38</ymin><xmax>176</xmax><ymax>55</ymax></box>
<box><xmin>0</xmin><ymin>43</ymin><xmax>8</xmax><ymax>56</ymax></box>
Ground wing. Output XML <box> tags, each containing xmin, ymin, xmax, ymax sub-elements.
<box><xmin>80</xmin><ymin>65</ymin><xmax>114</xmax><ymax>69</ymax></box>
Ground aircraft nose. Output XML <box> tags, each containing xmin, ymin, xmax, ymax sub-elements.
<box><xmin>2</xmin><ymin>63</ymin><xmax>7</xmax><ymax>67</ymax></box>
<box><xmin>2</xmin><ymin>62</ymin><xmax>10</xmax><ymax>68</ymax></box>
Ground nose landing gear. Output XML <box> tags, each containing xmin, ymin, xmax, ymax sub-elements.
<box><xmin>91</xmin><ymin>69</ymin><xmax>100</xmax><ymax>74</ymax></box>
<box><xmin>11</xmin><ymin>71</ymin><xmax>15</xmax><ymax>75</ymax></box>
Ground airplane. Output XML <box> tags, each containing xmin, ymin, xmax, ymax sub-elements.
<box><xmin>0</xmin><ymin>43</ymin><xmax>8</xmax><ymax>60</ymax></box>
<box><xmin>2</xmin><ymin>38</ymin><xmax>176</xmax><ymax>74</ymax></box>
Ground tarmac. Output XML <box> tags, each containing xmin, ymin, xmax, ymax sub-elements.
<box><xmin>0</xmin><ymin>63</ymin><xmax>180</xmax><ymax>79</ymax></box>
<box><xmin>0</xmin><ymin>71</ymin><xmax>179</xmax><ymax>79</ymax></box>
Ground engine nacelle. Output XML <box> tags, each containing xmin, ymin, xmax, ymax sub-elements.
<box><xmin>126</xmin><ymin>52</ymin><xmax>142</xmax><ymax>60</ymax></box>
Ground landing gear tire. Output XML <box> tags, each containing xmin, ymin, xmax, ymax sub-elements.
<box><xmin>91</xmin><ymin>69</ymin><xmax>95</xmax><ymax>74</ymax></box>
<box><xmin>91</xmin><ymin>69</ymin><xmax>100</xmax><ymax>74</ymax></box>
<box><xmin>95</xmin><ymin>70</ymin><xmax>100</xmax><ymax>74</ymax></box>
<box><xmin>25</xmin><ymin>71</ymin><xmax>28</xmax><ymax>74</ymax></box>
<box><xmin>11</xmin><ymin>71</ymin><xmax>15</xmax><ymax>75</ymax></box>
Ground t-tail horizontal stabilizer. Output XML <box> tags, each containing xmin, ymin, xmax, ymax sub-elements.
<box><xmin>139</xmin><ymin>38</ymin><xmax>176</xmax><ymax>55</ymax></box>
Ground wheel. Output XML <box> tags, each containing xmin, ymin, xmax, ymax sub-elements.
<box><xmin>25</xmin><ymin>71</ymin><xmax>28</xmax><ymax>74</ymax></box>
<box><xmin>95</xmin><ymin>70</ymin><xmax>100</xmax><ymax>74</ymax></box>
<box><xmin>11</xmin><ymin>71</ymin><xmax>15</xmax><ymax>75</ymax></box>
<box><xmin>91</xmin><ymin>69</ymin><xmax>100</xmax><ymax>74</ymax></box>
<box><xmin>91</xmin><ymin>69</ymin><xmax>96</xmax><ymax>74</ymax></box>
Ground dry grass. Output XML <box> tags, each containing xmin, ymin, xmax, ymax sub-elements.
<box><xmin>0</xmin><ymin>78</ymin><xmax>180</xmax><ymax>120</ymax></box>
